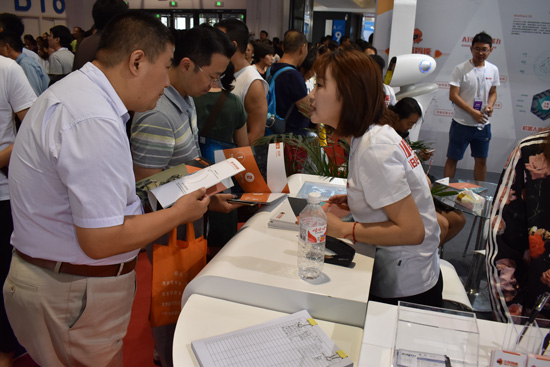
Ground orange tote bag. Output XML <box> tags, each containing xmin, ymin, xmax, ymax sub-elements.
<box><xmin>149</xmin><ymin>222</ymin><xmax>207</xmax><ymax>327</ymax></box>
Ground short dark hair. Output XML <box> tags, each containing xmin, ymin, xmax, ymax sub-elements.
<box><xmin>472</xmin><ymin>31</ymin><xmax>492</xmax><ymax>48</ymax></box>
<box><xmin>172</xmin><ymin>25</ymin><xmax>235</xmax><ymax>68</ymax></box>
<box><xmin>366</xmin><ymin>45</ymin><xmax>377</xmax><ymax>55</ymax></box>
<box><xmin>355</xmin><ymin>39</ymin><xmax>369</xmax><ymax>52</ymax></box>
<box><xmin>300</xmin><ymin>46</ymin><xmax>318</xmax><ymax>75</ymax></box>
<box><xmin>389</xmin><ymin>97</ymin><xmax>422</xmax><ymax>120</ymax></box>
<box><xmin>0</xmin><ymin>31</ymin><xmax>24</xmax><ymax>52</ymax></box>
<box><xmin>252</xmin><ymin>42</ymin><xmax>273</xmax><ymax>63</ymax></box>
<box><xmin>327</xmin><ymin>40</ymin><xmax>339</xmax><ymax>51</ymax></box>
<box><xmin>219</xmin><ymin>62</ymin><xmax>235</xmax><ymax>92</ymax></box>
<box><xmin>95</xmin><ymin>10</ymin><xmax>174</xmax><ymax>68</ymax></box>
<box><xmin>283</xmin><ymin>29</ymin><xmax>306</xmax><ymax>53</ymax></box>
<box><xmin>340</xmin><ymin>36</ymin><xmax>350</xmax><ymax>44</ymax></box>
<box><xmin>23</xmin><ymin>34</ymin><xmax>36</xmax><ymax>45</ymax></box>
<box><xmin>0</xmin><ymin>13</ymin><xmax>24</xmax><ymax>36</ymax></box>
<box><xmin>369</xmin><ymin>54</ymin><xmax>385</xmax><ymax>76</ymax></box>
<box><xmin>92</xmin><ymin>0</ymin><xmax>129</xmax><ymax>30</ymax></box>
<box><xmin>218</xmin><ymin>19</ymin><xmax>249</xmax><ymax>54</ymax></box>
<box><xmin>50</xmin><ymin>25</ymin><xmax>73</xmax><ymax>49</ymax></box>
<box><xmin>313</xmin><ymin>49</ymin><xmax>386</xmax><ymax>137</ymax></box>
<box><xmin>260</xmin><ymin>30</ymin><xmax>268</xmax><ymax>37</ymax></box>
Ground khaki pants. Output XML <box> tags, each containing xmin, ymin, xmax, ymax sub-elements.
<box><xmin>3</xmin><ymin>252</ymin><xmax>136</xmax><ymax>367</ymax></box>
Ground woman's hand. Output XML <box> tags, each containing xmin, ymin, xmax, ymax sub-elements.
<box><xmin>418</xmin><ymin>149</ymin><xmax>434</xmax><ymax>161</ymax></box>
<box><xmin>326</xmin><ymin>212</ymin><xmax>345</xmax><ymax>239</ymax></box>
<box><xmin>328</xmin><ymin>194</ymin><xmax>348</xmax><ymax>207</ymax></box>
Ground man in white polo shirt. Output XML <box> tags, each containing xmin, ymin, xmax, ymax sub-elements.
<box><xmin>4</xmin><ymin>11</ymin><xmax>209</xmax><ymax>366</ymax></box>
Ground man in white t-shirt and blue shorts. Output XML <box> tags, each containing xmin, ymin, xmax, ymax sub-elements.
<box><xmin>444</xmin><ymin>31</ymin><xmax>499</xmax><ymax>181</ymax></box>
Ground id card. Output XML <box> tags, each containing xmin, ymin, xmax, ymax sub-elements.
<box><xmin>473</xmin><ymin>98</ymin><xmax>483</xmax><ymax>111</ymax></box>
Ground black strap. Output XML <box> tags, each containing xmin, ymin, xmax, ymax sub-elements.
<box><xmin>200</xmin><ymin>91</ymin><xmax>228</xmax><ymax>137</ymax></box>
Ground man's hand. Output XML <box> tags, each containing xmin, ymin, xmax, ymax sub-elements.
<box><xmin>471</xmin><ymin>109</ymin><xmax>488</xmax><ymax>124</ymax></box>
<box><xmin>171</xmin><ymin>188</ymin><xmax>210</xmax><ymax>223</ymax></box>
<box><xmin>484</xmin><ymin>105</ymin><xmax>493</xmax><ymax>117</ymax></box>
<box><xmin>208</xmin><ymin>193</ymin><xmax>244</xmax><ymax>213</ymax></box>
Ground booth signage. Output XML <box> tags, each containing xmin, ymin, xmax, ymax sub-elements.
<box><xmin>14</xmin><ymin>0</ymin><xmax>66</xmax><ymax>14</ymax></box>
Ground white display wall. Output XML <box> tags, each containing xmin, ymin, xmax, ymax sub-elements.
<box><xmin>375</xmin><ymin>0</ymin><xmax>550</xmax><ymax>174</ymax></box>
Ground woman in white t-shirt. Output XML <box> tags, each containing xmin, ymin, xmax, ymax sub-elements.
<box><xmin>309</xmin><ymin>49</ymin><xmax>442</xmax><ymax>307</ymax></box>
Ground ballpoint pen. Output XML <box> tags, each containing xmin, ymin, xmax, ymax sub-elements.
<box><xmin>516</xmin><ymin>292</ymin><xmax>550</xmax><ymax>346</ymax></box>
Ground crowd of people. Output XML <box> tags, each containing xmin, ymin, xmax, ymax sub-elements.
<box><xmin>0</xmin><ymin>1</ymin><xmax>548</xmax><ymax>366</ymax></box>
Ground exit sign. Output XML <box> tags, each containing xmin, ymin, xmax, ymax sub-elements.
<box><xmin>170</xmin><ymin>1</ymin><xmax>177</xmax><ymax>7</ymax></box>
<box><xmin>215</xmin><ymin>1</ymin><xmax>224</xmax><ymax>7</ymax></box>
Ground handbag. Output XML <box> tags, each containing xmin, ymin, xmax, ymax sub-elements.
<box><xmin>149</xmin><ymin>222</ymin><xmax>207</xmax><ymax>327</ymax></box>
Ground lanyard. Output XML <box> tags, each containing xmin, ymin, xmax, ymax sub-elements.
<box><xmin>471</xmin><ymin>60</ymin><xmax>486</xmax><ymax>99</ymax></box>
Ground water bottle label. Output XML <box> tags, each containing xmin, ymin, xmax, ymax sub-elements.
<box><xmin>301</xmin><ymin>225</ymin><xmax>326</xmax><ymax>244</ymax></box>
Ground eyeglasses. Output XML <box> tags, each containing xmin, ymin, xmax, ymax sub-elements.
<box><xmin>195</xmin><ymin>64</ymin><xmax>224</xmax><ymax>85</ymax></box>
<box><xmin>472</xmin><ymin>47</ymin><xmax>491</xmax><ymax>54</ymax></box>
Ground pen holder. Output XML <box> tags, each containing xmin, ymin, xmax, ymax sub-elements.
<box><xmin>502</xmin><ymin>316</ymin><xmax>546</xmax><ymax>355</ymax></box>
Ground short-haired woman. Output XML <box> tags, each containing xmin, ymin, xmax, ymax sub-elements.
<box><xmin>309</xmin><ymin>49</ymin><xmax>442</xmax><ymax>307</ymax></box>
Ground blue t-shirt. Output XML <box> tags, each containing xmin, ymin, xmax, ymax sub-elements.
<box><xmin>270</xmin><ymin>62</ymin><xmax>311</xmax><ymax>135</ymax></box>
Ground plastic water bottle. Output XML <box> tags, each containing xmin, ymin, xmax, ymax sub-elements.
<box><xmin>297</xmin><ymin>192</ymin><xmax>327</xmax><ymax>280</ymax></box>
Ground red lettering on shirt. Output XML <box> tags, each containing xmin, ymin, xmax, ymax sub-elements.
<box><xmin>398</xmin><ymin>139</ymin><xmax>413</xmax><ymax>158</ymax></box>
<box><xmin>408</xmin><ymin>155</ymin><xmax>421</xmax><ymax>169</ymax></box>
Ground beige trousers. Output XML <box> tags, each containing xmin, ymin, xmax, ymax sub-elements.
<box><xmin>3</xmin><ymin>252</ymin><xmax>136</xmax><ymax>367</ymax></box>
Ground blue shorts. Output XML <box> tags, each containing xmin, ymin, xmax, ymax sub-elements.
<box><xmin>446</xmin><ymin>120</ymin><xmax>491</xmax><ymax>160</ymax></box>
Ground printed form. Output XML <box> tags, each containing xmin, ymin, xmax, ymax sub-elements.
<box><xmin>191</xmin><ymin>310</ymin><xmax>353</xmax><ymax>367</ymax></box>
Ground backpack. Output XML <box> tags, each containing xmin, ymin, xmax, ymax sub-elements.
<box><xmin>265</xmin><ymin>66</ymin><xmax>294</xmax><ymax>135</ymax></box>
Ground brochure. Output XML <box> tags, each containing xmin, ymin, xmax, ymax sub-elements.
<box><xmin>147</xmin><ymin>158</ymin><xmax>244</xmax><ymax>210</ymax></box>
<box><xmin>214</xmin><ymin>143</ymin><xmax>289</xmax><ymax>194</ymax></box>
<box><xmin>228</xmin><ymin>192</ymin><xmax>287</xmax><ymax>205</ymax></box>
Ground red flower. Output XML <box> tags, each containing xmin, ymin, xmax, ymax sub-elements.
<box><xmin>529</xmin><ymin>234</ymin><xmax>546</xmax><ymax>259</ymax></box>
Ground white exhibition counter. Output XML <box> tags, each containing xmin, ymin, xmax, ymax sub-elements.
<box><xmin>173</xmin><ymin>294</ymin><xmax>365</xmax><ymax>366</ymax></box>
<box><xmin>172</xmin><ymin>174</ymin><xmax>511</xmax><ymax>366</ymax></box>
<box><xmin>180</xmin><ymin>173</ymin><xmax>375</xmax><ymax>328</ymax></box>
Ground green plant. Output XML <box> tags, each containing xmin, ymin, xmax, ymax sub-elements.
<box><xmin>407</xmin><ymin>139</ymin><xmax>432</xmax><ymax>153</ymax></box>
<box><xmin>254</xmin><ymin>130</ymin><xmax>435</xmax><ymax>182</ymax></box>
<box><xmin>430</xmin><ymin>184</ymin><xmax>458</xmax><ymax>197</ymax></box>
<box><xmin>254</xmin><ymin>130</ymin><xmax>349</xmax><ymax>178</ymax></box>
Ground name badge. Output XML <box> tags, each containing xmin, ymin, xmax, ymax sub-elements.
<box><xmin>473</xmin><ymin>98</ymin><xmax>483</xmax><ymax>111</ymax></box>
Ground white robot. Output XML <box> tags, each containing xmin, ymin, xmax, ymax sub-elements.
<box><xmin>384</xmin><ymin>54</ymin><xmax>438</xmax><ymax>141</ymax></box>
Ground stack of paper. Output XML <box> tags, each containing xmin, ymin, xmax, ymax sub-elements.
<box><xmin>268</xmin><ymin>198</ymin><xmax>299</xmax><ymax>231</ymax></box>
<box><xmin>191</xmin><ymin>309</ymin><xmax>353</xmax><ymax>367</ymax></box>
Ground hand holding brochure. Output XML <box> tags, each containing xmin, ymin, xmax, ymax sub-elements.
<box><xmin>148</xmin><ymin>158</ymin><xmax>245</xmax><ymax>209</ymax></box>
